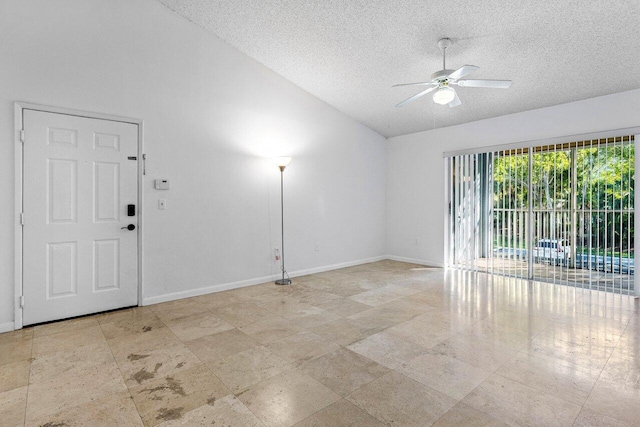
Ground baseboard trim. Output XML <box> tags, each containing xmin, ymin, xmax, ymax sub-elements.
<box><xmin>289</xmin><ymin>255</ymin><xmax>387</xmax><ymax>278</ymax></box>
<box><xmin>0</xmin><ymin>321</ymin><xmax>15</xmax><ymax>333</ymax></box>
<box><xmin>141</xmin><ymin>255</ymin><xmax>388</xmax><ymax>306</ymax></box>
<box><xmin>142</xmin><ymin>274</ymin><xmax>275</xmax><ymax>306</ymax></box>
<box><xmin>386</xmin><ymin>255</ymin><xmax>444</xmax><ymax>268</ymax></box>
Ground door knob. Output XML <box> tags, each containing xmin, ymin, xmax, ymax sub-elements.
<box><xmin>121</xmin><ymin>224</ymin><xmax>136</xmax><ymax>231</ymax></box>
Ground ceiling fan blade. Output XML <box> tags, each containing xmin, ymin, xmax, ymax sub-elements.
<box><xmin>395</xmin><ymin>86</ymin><xmax>437</xmax><ymax>107</ymax></box>
<box><xmin>448</xmin><ymin>88</ymin><xmax>461</xmax><ymax>108</ymax></box>
<box><xmin>392</xmin><ymin>82</ymin><xmax>434</xmax><ymax>87</ymax></box>
<box><xmin>457</xmin><ymin>79</ymin><xmax>512</xmax><ymax>89</ymax></box>
<box><xmin>448</xmin><ymin>65</ymin><xmax>479</xmax><ymax>80</ymax></box>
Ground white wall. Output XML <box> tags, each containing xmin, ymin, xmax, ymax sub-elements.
<box><xmin>0</xmin><ymin>0</ymin><xmax>387</xmax><ymax>328</ymax></box>
<box><xmin>386</xmin><ymin>89</ymin><xmax>640</xmax><ymax>266</ymax></box>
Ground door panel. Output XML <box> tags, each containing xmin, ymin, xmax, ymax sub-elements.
<box><xmin>23</xmin><ymin>110</ymin><xmax>138</xmax><ymax>325</ymax></box>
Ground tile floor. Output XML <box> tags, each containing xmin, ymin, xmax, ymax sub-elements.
<box><xmin>1</xmin><ymin>260</ymin><xmax>639</xmax><ymax>426</ymax></box>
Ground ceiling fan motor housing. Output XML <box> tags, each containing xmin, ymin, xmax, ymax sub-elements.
<box><xmin>431</xmin><ymin>69</ymin><xmax>455</xmax><ymax>82</ymax></box>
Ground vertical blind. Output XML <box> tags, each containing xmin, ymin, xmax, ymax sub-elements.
<box><xmin>446</xmin><ymin>136</ymin><xmax>636</xmax><ymax>295</ymax></box>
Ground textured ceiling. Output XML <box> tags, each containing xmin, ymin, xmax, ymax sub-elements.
<box><xmin>157</xmin><ymin>0</ymin><xmax>640</xmax><ymax>138</ymax></box>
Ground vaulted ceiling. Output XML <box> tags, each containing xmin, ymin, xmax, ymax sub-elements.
<box><xmin>157</xmin><ymin>0</ymin><xmax>640</xmax><ymax>138</ymax></box>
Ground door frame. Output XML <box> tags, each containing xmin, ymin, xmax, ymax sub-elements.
<box><xmin>14</xmin><ymin>102</ymin><xmax>145</xmax><ymax>329</ymax></box>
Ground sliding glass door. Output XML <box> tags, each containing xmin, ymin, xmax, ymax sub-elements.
<box><xmin>446</xmin><ymin>136</ymin><xmax>636</xmax><ymax>295</ymax></box>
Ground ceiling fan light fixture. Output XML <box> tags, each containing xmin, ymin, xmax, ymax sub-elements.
<box><xmin>433</xmin><ymin>86</ymin><xmax>455</xmax><ymax>105</ymax></box>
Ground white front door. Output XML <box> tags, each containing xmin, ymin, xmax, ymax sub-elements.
<box><xmin>22</xmin><ymin>110</ymin><xmax>139</xmax><ymax>325</ymax></box>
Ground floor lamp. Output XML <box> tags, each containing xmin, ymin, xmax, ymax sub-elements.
<box><xmin>273</xmin><ymin>157</ymin><xmax>292</xmax><ymax>285</ymax></box>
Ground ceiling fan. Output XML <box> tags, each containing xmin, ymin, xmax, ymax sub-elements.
<box><xmin>394</xmin><ymin>38</ymin><xmax>512</xmax><ymax>108</ymax></box>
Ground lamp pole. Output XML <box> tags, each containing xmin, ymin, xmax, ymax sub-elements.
<box><xmin>275</xmin><ymin>158</ymin><xmax>292</xmax><ymax>285</ymax></box>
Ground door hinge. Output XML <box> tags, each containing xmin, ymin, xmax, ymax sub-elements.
<box><xmin>20</xmin><ymin>129</ymin><xmax>25</xmax><ymax>143</ymax></box>
<box><xmin>142</xmin><ymin>154</ymin><xmax>147</xmax><ymax>175</ymax></box>
<box><xmin>20</xmin><ymin>212</ymin><xmax>24</xmax><ymax>225</ymax></box>
<box><xmin>19</xmin><ymin>296</ymin><xmax>24</xmax><ymax>308</ymax></box>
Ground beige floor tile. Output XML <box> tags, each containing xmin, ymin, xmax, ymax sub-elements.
<box><xmin>0</xmin><ymin>360</ymin><xmax>30</xmax><ymax>393</ymax></box>
<box><xmin>0</xmin><ymin>337</ymin><xmax>32</xmax><ymax>367</ymax></box>
<box><xmin>96</xmin><ymin>306</ymin><xmax>154</xmax><ymax>325</ymax></box>
<box><xmin>25</xmin><ymin>358</ymin><xmax>127</xmax><ymax>422</ymax></box>
<box><xmin>237</xmin><ymin>368</ymin><xmax>340</xmax><ymax>427</ymax></box>
<box><xmin>0</xmin><ymin>386</ymin><xmax>27</xmax><ymax>427</ymax></box>
<box><xmin>292</xmin><ymin>289</ymin><xmax>342</xmax><ymax>306</ymax></box>
<box><xmin>157</xmin><ymin>394</ymin><xmax>262</xmax><ymax>426</ymax></box>
<box><xmin>347</xmin><ymin>331</ymin><xmax>427</xmax><ymax>370</ymax></box>
<box><xmin>583</xmin><ymin>376</ymin><xmax>640</xmax><ymax>425</ymax></box>
<box><xmin>281</xmin><ymin>306</ymin><xmax>342</xmax><ymax>329</ymax></box>
<box><xmin>611</xmin><ymin>334</ymin><xmax>639</xmax><ymax>360</ymax></box>
<box><xmin>259</xmin><ymin>296</ymin><xmax>319</xmax><ymax>318</ymax></box>
<box><xmin>432</xmin><ymin>402</ymin><xmax>509</xmax><ymax>427</ymax></box>
<box><xmin>294</xmin><ymin>398</ymin><xmax>384</xmax><ymax>427</ymax></box>
<box><xmin>208</xmin><ymin>345</ymin><xmax>294</xmax><ymax>394</ymax></box>
<box><xmin>108</xmin><ymin>326</ymin><xmax>182</xmax><ymax>356</ymax></box>
<box><xmin>322</xmin><ymin>281</ymin><xmax>382</xmax><ymax>298</ymax></box>
<box><xmin>309</xmin><ymin>319</ymin><xmax>377</xmax><ymax>346</ymax></box>
<box><xmin>347</xmin><ymin>371</ymin><xmax>456</xmax><ymax>427</ymax></box>
<box><xmin>348</xmin><ymin>285</ymin><xmax>418</xmax><ymax>307</ymax></box>
<box><xmin>197</xmin><ymin>292</ymin><xmax>247</xmax><ymax>310</ymax></box>
<box><xmin>101</xmin><ymin>312</ymin><xmax>167</xmax><ymax>340</ymax></box>
<box><xmin>31</xmin><ymin>324</ymin><xmax>107</xmax><ymax>358</ymax></box>
<box><xmin>114</xmin><ymin>342</ymin><xmax>202</xmax><ymax>387</ymax></box>
<box><xmin>495</xmin><ymin>352</ymin><xmax>600</xmax><ymax>405</ymax></box>
<box><xmin>33</xmin><ymin>315</ymin><xmax>99</xmax><ymax>338</ymax></box>
<box><xmin>524</xmin><ymin>333</ymin><xmax>615</xmax><ymax>371</ymax></box>
<box><xmin>150</xmin><ymin>299</ymin><xmax>210</xmax><ymax>323</ymax></box>
<box><xmin>294</xmin><ymin>279</ymin><xmax>338</xmax><ymax>293</ymax></box>
<box><xmin>212</xmin><ymin>302</ymin><xmax>274</xmax><ymax>328</ymax></box>
<box><xmin>346</xmin><ymin>305</ymin><xmax>420</xmax><ymax>333</ymax></box>
<box><xmin>399</xmin><ymin>291</ymin><xmax>452</xmax><ymax>309</ymax></box>
<box><xmin>317</xmin><ymin>297</ymin><xmax>371</xmax><ymax>317</ymax></box>
<box><xmin>30</xmin><ymin>341</ymin><xmax>114</xmax><ymax>384</ymax></box>
<box><xmin>266</xmin><ymin>331</ymin><xmax>340</xmax><ymax>365</ymax></box>
<box><xmin>164</xmin><ymin>311</ymin><xmax>234</xmax><ymax>341</ymax></box>
<box><xmin>409</xmin><ymin>309</ymin><xmax>478</xmax><ymax>333</ymax></box>
<box><xmin>378</xmin><ymin>296</ymin><xmax>437</xmax><ymax>314</ymax></box>
<box><xmin>300</xmin><ymin>348</ymin><xmax>389</xmax><ymax>397</ymax></box>
<box><xmin>130</xmin><ymin>364</ymin><xmax>231</xmax><ymax>427</ymax></box>
<box><xmin>235</xmin><ymin>286</ymin><xmax>291</xmax><ymax>304</ymax></box>
<box><xmin>186</xmin><ymin>328</ymin><xmax>259</xmax><ymax>363</ymax></box>
<box><xmin>484</xmin><ymin>310</ymin><xmax>553</xmax><ymax>334</ymax></box>
<box><xmin>0</xmin><ymin>328</ymin><xmax>33</xmax><ymax>345</ymax></box>
<box><xmin>239</xmin><ymin>315</ymin><xmax>304</xmax><ymax>344</ymax></box>
<box><xmin>430</xmin><ymin>334</ymin><xmax>517</xmax><ymax>371</ymax></box>
<box><xmin>28</xmin><ymin>391</ymin><xmax>143</xmax><ymax>426</ymax></box>
<box><xmin>461</xmin><ymin>374</ymin><xmax>582</xmax><ymax>427</ymax></box>
<box><xmin>572</xmin><ymin>407</ymin><xmax>633</xmax><ymax>427</ymax></box>
<box><xmin>386</xmin><ymin>316</ymin><xmax>454</xmax><ymax>349</ymax></box>
<box><xmin>461</xmin><ymin>319</ymin><xmax>536</xmax><ymax>350</ymax></box>
<box><xmin>599</xmin><ymin>346</ymin><xmax>640</xmax><ymax>387</ymax></box>
<box><xmin>398</xmin><ymin>351</ymin><xmax>492</xmax><ymax>400</ymax></box>
<box><xmin>538</xmin><ymin>321</ymin><xmax>623</xmax><ymax>347</ymax></box>
<box><xmin>1</xmin><ymin>261</ymin><xmax>638</xmax><ymax>427</ymax></box>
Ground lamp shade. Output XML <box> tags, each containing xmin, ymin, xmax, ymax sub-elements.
<box><xmin>272</xmin><ymin>157</ymin><xmax>292</xmax><ymax>168</ymax></box>
<box><xmin>433</xmin><ymin>87</ymin><xmax>455</xmax><ymax>105</ymax></box>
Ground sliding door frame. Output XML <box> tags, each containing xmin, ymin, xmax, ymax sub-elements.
<box><xmin>444</xmin><ymin>127</ymin><xmax>640</xmax><ymax>297</ymax></box>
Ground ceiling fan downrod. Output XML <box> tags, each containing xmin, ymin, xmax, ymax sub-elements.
<box><xmin>438</xmin><ymin>38</ymin><xmax>452</xmax><ymax>71</ymax></box>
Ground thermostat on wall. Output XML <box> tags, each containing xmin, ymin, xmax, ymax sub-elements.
<box><xmin>154</xmin><ymin>179</ymin><xmax>170</xmax><ymax>190</ymax></box>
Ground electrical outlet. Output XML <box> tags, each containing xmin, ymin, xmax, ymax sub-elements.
<box><xmin>414</xmin><ymin>238</ymin><xmax>419</xmax><ymax>245</ymax></box>
<box><xmin>158</xmin><ymin>199</ymin><xmax>167</xmax><ymax>210</ymax></box>
<box><xmin>274</xmin><ymin>248</ymin><xmax>280</xmax><ymax>261</ymax></box>
<box><xmin>315</xmin><ymin>242</ymin><xmax>319</xmax><ymax>251</ymax></box>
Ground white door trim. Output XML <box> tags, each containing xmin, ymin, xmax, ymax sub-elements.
<box><xmin>14</xmin><ymin>102</ymin><xmax>145</xmax><ymax>329</ymax></box>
